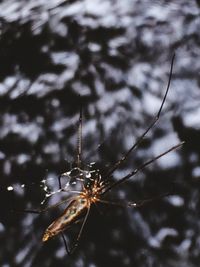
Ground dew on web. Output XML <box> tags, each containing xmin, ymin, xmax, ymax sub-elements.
<box><xmin>4</xmin><ymin>167</ymin><xmax>101</xmax><ymax>210</ymax></box>
<box><xmin>38</xmin><ymin>164</ymin><xmax>101</xmax><ymax>205</ymax></box>
<box><xmin>7</xmin><ymin>186</ymin><xmax>14</xmax><ymax>191</ymax></box>
<box><xmin>4</xmin><ymin>176</ymin><xmax>57</xmax><ymax>205</ymax></box>
<box><xmin>6</xmin><ymin>183</ymin><xmax>26</xmax><ymax>196</ymax></box>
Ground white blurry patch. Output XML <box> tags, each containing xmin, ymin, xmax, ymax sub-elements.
<box><xmin>173</xmin><ymin>79</ymin><xmax>200</xmax><ymax>114</ymax></box>
<box><xmin>55</xmin><ymin>245</ymin><xmax>66</xmax><ymax>259</ymax></box>
<box><xmin>109</xmin><ymin>36</ymin><xmax>127</xmax><ymax>50</ymax></box>
<box><xmin>127</xmin><ymin>63</ymin><xmax>151</xmax><ymax>89</ymax></box>
<box><xmin>97</xmin><ymin>93</ymin><xmax>115</xmax><ymax>113</ymax></box>
<box><xmin>72</xmin><ymin>81</ymin><xmax>91</xmax><ymax>96</ymax></box>
<box><xmin>175</xmin><ymin>239</ymin><xmax>192</xmax><ymax>255</ymax></box>
<box><xmin>0</xmin><ymin>83</ymin><xmax>8</xmax><ymax>96</ymax></box>
<box><xmin>59</xmin><ymin>1</ymin><xmax>84</xmax><ymax>17</ymax></box>
<box><xmin>22</xmin><ymin>213</ymin><xmax>35</xmax><ymax>228</ymax></box>
<box><xmin>51</xmin><ymin>52</ymin><xmax>79</xmax><ymax>68</ymax></box>
<box><xmin>129</xmin><ymin>211</ymin><xmax>151</xmax><ymax>239</ymax></box>
<box><xmin>51</xmin><ymin>98</ymin><xmax>60</xmax><ymax>108</ymax></box>
<box><xmin>88</xmin><ymin>42</ymin><xmax>101</xmax><ymax>52</ymax></box>
<box><xmin>189</xmin><ymin>153</ymin><xmax>198</xmax><ymax>164</ymax></box>
<box><xmin>15</xmin><ymin>246</ymin><xmax>31</xmax><ymax>265</ymax></box>
<box><xmin>52</xmin><ymin>22</ymin><xmax>67</xmax><ymax>37</ymax></box>
<box><xmin>166</xmin><ymin>195</ymin><xmax>184</xmax><ymax>207</ymax></box>
<box><xmin>28</xmin><ymin>73</ymin><xmax>58</xmax><ymax>97</ymax></box>
<box><xmin>98</xmin><ymin>112</ymin><xmax>117</xmax><ymax>135</ymax></box>
<box><xmin>100</xmin><ymin>63</ymin><xmax>124</xmax><ymax>84</ymax></box>
<box><xmin>149</xmin><ymin>228</ymin><xmax>178</xmax><ymax>248</ymax></box>
<box><xmin>51</xmin><ymin>117</ymin><xmax>73</xmax><ymax>132</ymax></box>
<box><xmin>0</xmin><ymin>222</ymin><xmax>5</xmax><ymax>233</ymax></box>
<box><xmin>153</xmin><ymin>147</ymin><xmax>180</xmax><ymax>169</ymax></box>
<box><xmin>74</xmin><ymin>258</ymin><xmax>84</xmax><ymax>267</ymax></box>
<box><xmin>17</xmin><ymin>154</ymin><xmax>31</xmax><ymax>164</ymax></box>
<box><xmin>116</xmin><ymin>188</ymin><xmax>126</xmax><ymax>199</ymax></box>
<box><xmin>192</xmin><ymin>166</ymin><xmax>200</xmax><ymax>179</ymax></box>
<box><xmin>123</xmin><ymin>133</ymin><xmax>136</xmax><ymax>151</ymax></box>
<box><xmin>146</xmin><ymin>3</ymin><xmax>174</xmax><ymax>21</ymax></box>
<box><xmin>97</xmin><ymin>88</ymin><xmax>131</xmax><ymax>113</ymax></box>
<box><xmin>83</xmin><ymin>119</ymin><xmax>96</xmax><ymax>136</ymax></box>
<box><xmin>0</xmin><ymin>151</ymin><xmax>5</xmax><ymax>160</ymax></box>
<box><xmin>143</xmin><ymin>91</ymin><xmax>165</xmax><ymax>116</ymax></box>
<box><xmin>43</xmin><ymin>142</ymin><xmax>60</xmax><ymax>154</ymax></box>
<box><xmin>3</xmin><ymin>160</ymin><xmax>11</xmax><ymax>176</ymax></box>
<box><xmin>151</xmin><ymin>134</ymin><xmax>181</xmax><ymax>169</ymax></box>
<box><xmin>10</xmin><ymin>79</ymin><xmax>30</xmax><ymax>99</ymax></box>
<box><xmin>184</xmin><ymin>106</ymin><xmax>200</xmax><ymax>129</ymax></box>
<box><xmin>0</xmin><ymin>114</ymin><xmax>42</xmax><ymax>144</ymax></box>
<box><xmin>4</xmin><ymin>76</ymin><xmax>17</xmax><ymax>88</ymax></box>
<box><xmin>57</xmin><ymin>69</ymin><xmax>76</xmax><ymax>86</ymax></box>
<box><xmin>14</xmin><ymin>123</ymin><xmax>41</xmax><ymax>143</ymax></box>
<box><xmin>94</xmin><ymin>76</ymin><xmax>105</xmax><ymax>96</ymax></box>
<box><xmin>85</xmin><ymin>0</ymin><xmax>112</xmax><ymax>17</ymax></box>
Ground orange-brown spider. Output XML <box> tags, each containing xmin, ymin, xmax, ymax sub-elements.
<box><xmin>23</xmin><ymin>54</ymin><xmax>184</xmax><ymax>255</ymax></box>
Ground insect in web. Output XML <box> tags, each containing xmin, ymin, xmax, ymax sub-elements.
<box><xmin>21</xmin><ymin>54</ymin><xmax>183</xmax><ymax>255</ymax></box>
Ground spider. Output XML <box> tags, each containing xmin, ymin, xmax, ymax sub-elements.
<box><xmin>22</xmin><ymin>54</ymin><xmax>183</xmax><ymax>255</ymax></box>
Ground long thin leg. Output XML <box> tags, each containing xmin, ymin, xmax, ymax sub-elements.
<box><xmin>76</xmin><ymin>97</ymin><xmax>83</xmax><ymax>168</ymax></box>
<box><xmin>61</xmin><ymin>206</ymin><xmax>91</xmax><ymax>255</ymax></box>
<box><xmin>102</xmin><ymin>141</ymin><xmax>184</xmax><ymax>195</ymax></box>
<box><xmin>41</xmin><ymin>188</ymin><xmax>82</xmax><ymax>205</ymax></box>
<box><xmin>58</xmin><ymin>174</ymin><xmax>62</xmax><ymax>190</ymax></box>
<box><xmin>16</xmin><ymin>197</ymin><xmax>76</xmax><ymax>215</ymax></box>
<box><xmin>61</xmin><ymin>233</ymin><xmax>70</xmax><ymax>255</ymax></box>
<box><xmin>98</xmin><ymin>191</ymin><xmax>171</xmax><ymax>208</ymax></box>
<box><xmin>105</xmin><ymin>54</ymin><xmax>175</xmax><ymax>179</ymax></box>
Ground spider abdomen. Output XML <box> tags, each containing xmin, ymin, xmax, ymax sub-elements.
<box><xmin>42</xmin><ymin>197</ymin><xmax>88</xmax><ymax>242</ymax></box>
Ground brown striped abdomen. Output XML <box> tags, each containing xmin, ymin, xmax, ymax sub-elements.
<box><xmin>42</xmin><ymin>197</ymin><xmax>88</xmax><ymax>242</ymax></box>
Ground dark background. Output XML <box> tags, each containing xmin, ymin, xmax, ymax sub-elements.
<box><xmin>0</xmin><ymin>0</ymin><xmax>200</xmax><ymax>266</ymax></box>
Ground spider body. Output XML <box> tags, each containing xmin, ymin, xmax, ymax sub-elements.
<box><xmin>42</xmin><ymin>197</ymin><xmax>88</xmax><ymax>242</ymax></box>
<box><xmin>22</xmin><ymin>54</ymin><xmax>183</xmax><ymax>254</ymax></box>
<box><xmin>42</xmin><ymin>168</ymin><xmax>105</xmax><ymax>243</ymax></box>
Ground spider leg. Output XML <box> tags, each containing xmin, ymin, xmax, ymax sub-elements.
<box><xmin>58</xmin><ymin>98</ymin><xmax>83</xmax><ymax>189</ymax></box>
<box><xmin>105</xmin><ymin>54</ymin><xmax>175</xmax><ymax>179</ymax></box>
<box><xmin>61</xmin><ymin>233</ymin><xmax>70</xmax><ymax>255</ymax></box>
<box><xmin>58</xmin><ymin>174</ymin><xmax>62</xmax><ymax>190</ymax></box>
<box><xmin>61</xmin><ymin>206</ymin><xmax>91</xmax><ymax>255</ymax></box>
<box><xmin>76</xmin><ymin>97</ymin><xmax>83</xmax><ymax>168</ymax></box>
<box><xmin>102</xmin><ymin>141</ymin><xmax>184</xmax><ymax>195</ymax></box>
<box><xmin>98</xmin><ymin>192</ymin><xmax>171</xmax><ymax>208</ymax></box>
<box><xmin>15</xmin><ymin>197</ymin><xmax>76</xmax><ymax>215</ymax></box>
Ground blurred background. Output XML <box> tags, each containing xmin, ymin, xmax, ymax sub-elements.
<box><xmin>0</xmin><ymin>0</ymin><xmax>200</xmax><ymax>266</ymax></box>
